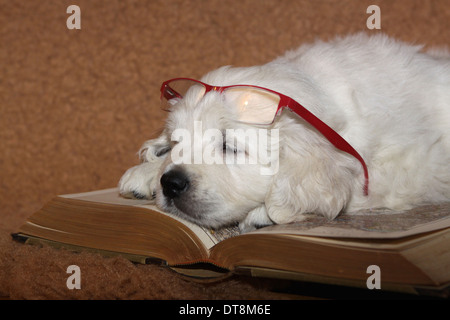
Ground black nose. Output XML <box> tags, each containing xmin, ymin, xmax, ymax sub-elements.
<box><xmin>160</xmin><ymin>170</ymin><xmax>190</xmax><ymax>199</ymax></box>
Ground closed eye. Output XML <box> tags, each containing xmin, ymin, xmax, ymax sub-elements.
<box><xmin>155</xmin><ymin>146</ymin><xmax>171</xmax><ymax>157</ymax></box>
<box><xmin>223</xmin><ymin>141</ymin><xmax>238</xmax><ymax>154</ymax></box>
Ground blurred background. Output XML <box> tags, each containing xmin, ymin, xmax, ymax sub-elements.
<box><xmin>1</xmin><ymin>0</ymin><xmax>449</xmax><ymax>232</ymax></box>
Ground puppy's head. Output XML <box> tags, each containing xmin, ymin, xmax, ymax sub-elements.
<box><xmin>154</xmin><ymin>66</ymin><xmax>358</xmax><ymax>229</ymax></box>
<box><xmin>155</xmin><ymin>73</ymin><xmax>277</xmax><ymax>228</ymax></box>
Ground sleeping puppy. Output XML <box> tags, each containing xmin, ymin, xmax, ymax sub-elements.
<box><xmin>119</xmin><ymin>33</ymin><xmax>450</xmax><ymax>233</ymax></box>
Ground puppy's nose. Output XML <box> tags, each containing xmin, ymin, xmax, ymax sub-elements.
<box><xmin>160</xmin><ymin>170</ymin><xmax>190</xmax><ymax>199</ymax></box>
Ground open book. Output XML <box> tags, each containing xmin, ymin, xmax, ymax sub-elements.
<box><xmin>14</xmin><ymin>188</ymin><xmax>450</xmax><ymax>296</ymax></box>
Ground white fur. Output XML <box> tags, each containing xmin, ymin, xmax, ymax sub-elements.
<box><xmin>119</xmin><ymin>33</ymin><xmax>450</xmax><ymax>232</ymax></box>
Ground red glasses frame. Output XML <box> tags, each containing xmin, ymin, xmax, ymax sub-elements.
<box><xmin>160</xmin><ymin>78</ymin><xmax>369</xmax><ymax>195</ymax></box>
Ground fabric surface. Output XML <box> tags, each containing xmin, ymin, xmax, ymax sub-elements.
<box><xmin>0</xmin><ymin>0</ymin><xmax>448</xmax><ymax>299</ymax></box>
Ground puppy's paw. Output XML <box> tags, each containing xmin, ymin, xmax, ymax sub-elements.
<box><xmin>120</xmin><ymin>133</ymin><xmax>170</xmax><ymax>200</ymax></box>
<box><xmin>118</xmin><ymin>162</ymin><xmax>160</xmax><ymax>200</ymax></box>
<box><xmin>238</xmin><ymin>205</ymin><xmax>273</xmax><ymax>233</ymax></box>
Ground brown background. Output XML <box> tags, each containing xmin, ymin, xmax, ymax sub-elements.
<box><xmin>0</xmin><ymin>0</ymin><xmax>449</xmax><ymax>299</ymax></box>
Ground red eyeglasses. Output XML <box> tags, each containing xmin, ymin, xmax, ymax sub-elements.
<box><xmin>160</xmin><ymin>78</ymin><xmax>369</xmax><ymax>195</ymax></box>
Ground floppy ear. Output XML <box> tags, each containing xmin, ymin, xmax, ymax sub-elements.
<box><xmin>264</xmin><ymin>139</ymin><xmax>354</xmax><ymax>224</ymax></box>
<box><xmin>139</xmin><ymin>130</ymin><xmax>171</xmax><ymax>163</ymax></box>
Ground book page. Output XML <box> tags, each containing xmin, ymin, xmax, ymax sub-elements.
<box><xmin>61</xmin><ymin>188</ymin><xmax>236</xmax><ymax>249</ymax></box>
<box><xmin>62</xmin><ymin>188</ymin><xmax>450</xmax><ymax>241</ymax></box>
<box><xmin>253</xmin><ymin>203</ymin><xmax>450</xmax><ymax>239</ymax></box>
<box><xmin>61</xmin><ymin>187</ymin><xmax>154</xmax><ymax>205</ymax></box>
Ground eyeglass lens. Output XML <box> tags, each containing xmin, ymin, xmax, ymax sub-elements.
<box><xmin>162</xmin><ymin>80</ymin><xmax>280</xmax><ymax>124</ymax></box>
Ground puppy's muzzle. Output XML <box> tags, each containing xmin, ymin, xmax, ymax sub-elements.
<box><xmin>160</xmin><ymin>169</ymin><xmax>190</xmax><ymax>199</ymax></box>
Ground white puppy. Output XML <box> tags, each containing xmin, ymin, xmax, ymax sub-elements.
<box><xmin>119</xmin><ymin>33</ymin><xmax>450</xmax><ymax>232</ymax></box>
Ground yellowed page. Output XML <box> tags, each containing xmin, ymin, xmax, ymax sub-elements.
<box><xmin>61</xmin><ymin>188</ymin><xmax>221</xmax><ymax>249</ymax></box>
<box><xmin>62</xmin><ymin>188</ymin><xmax>450</xmax><ymax>241</ymax></box>
<box><xmin>254</xmin><ymin>203</ymin><xmax>450</xmax><ymax>239</ymax></box>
